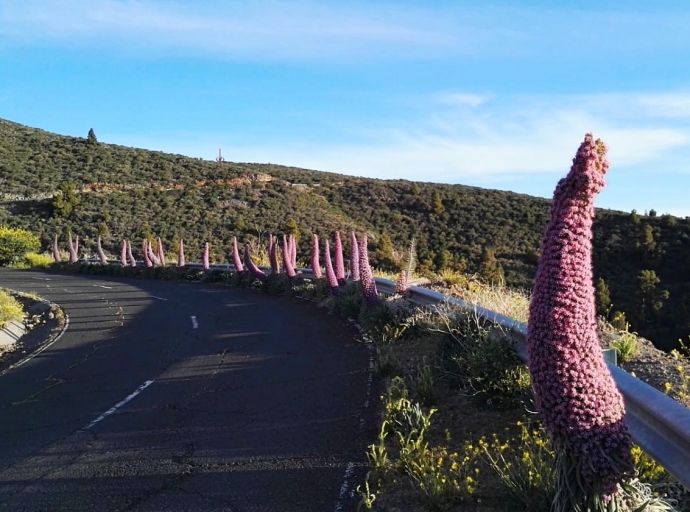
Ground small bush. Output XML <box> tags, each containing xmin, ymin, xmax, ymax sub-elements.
<box><xmin>0</xmin><ymin>289</ymin><xmax>24</xmax><ymax>326</ymax></box>
<box><xmin>375</xmin><ymin>345</ymin><xmax>402</xmax><ymax>378</ymax></box>
<box><xmin>0</xmin><ymin>226</ymin><xmax>40</xmax><ymax>267</ymax></box>
<box><xmin>612</xmin><ymin>325</ymin><xmax>640</xmax><ymax>363</ymax></box>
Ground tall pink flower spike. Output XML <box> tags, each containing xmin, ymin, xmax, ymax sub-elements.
<box><xmin>52</xmin><ymin>234</ymin><xmax>62</xmax><ymax>263</ymax></box>
<box><xmin>334</xmin><ymin>231</ymin><xmax>345</xmax><ymax>284</ymax></box>
<box><xmin>127</xmin><ymin>241</ymin><xmax>136</xmax><ymax>267</ymax></box>
<box><xmin>202</xmin><ymin>242</ymin><xmax>210</xmax><ymax>271</ymax></box>
<box><xmin>282</xmin><ymin>235</ymin><xmax>296</xmax><ymax>278</ymax></box>
<box><xmin>142</xmin><ymin>239</ymin><xmax>152</xmax><ymax>267</ymax></box>
<box><xmin>120</xmin><ymin>240</ymin><xmax>127</xmax><ymax>266</ymax></box>
<box><xmin>359</xmin><ymin>235</ymin><xmax>378</xmax><ymax>304</ymax></box>
<box><xmin>177</xmin><ymin>239</ymin><xmax>185</xmax><ymax>268</ymax></box>
<box><xmin>268</xmin><ymin>235</ymin><xmax>279</xmax><ymax>274</ymax></box>
<box><xmin>244</xmin><ymin>244</ymin><xmax>266</xmax><ymax>278</ymax></box>
<box><xmin>527</xmin><ymin>134</ymin><xmax>633</xmax><ymax>504</ymax></box>
<box><xmin>311</xmin><ymin>234</ymin><xmax>322</xmax><ymax>279</ymax></box>
<box><xmin>232</xmin><ymin>237</ymin><xmax>244</xmax><ymax>272</ymax></box>
<box><xmin>289</xmin><ymin>234</ymin><xmax>297</xmax><ymax>268</ymax></box>
<box><xmin>349</xmin><ymin>231</ymin><xmax>360</xmax><ymax>281</ymax></box>
<box><xmin>157</xmin><ymin>238</ymin><xmax>165</xmax><ymax>267</ymax></box>
<box><xmin>324</xmin><ymin>239</ymin><xmax>339</xmax><ymax>294</ymax></box>
<box><xmin>147</xmin><ymin>240</ymin><xmax>160</xmax><ymax>266</ymax></box>
<box><xmin>68</xmin><ymin>233</ymin><xmax>78</xmax><ymax>263</ymax></box>
<box><xmin>96</xmin><ymin>236</ymin><xmax>108</xmax><ymax>264</ymax></box>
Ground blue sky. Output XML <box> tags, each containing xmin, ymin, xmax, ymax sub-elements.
<box><xmin>1</xmin><ymin>1</ymin><xmax>690</xmax><ymax>216</ymax></box>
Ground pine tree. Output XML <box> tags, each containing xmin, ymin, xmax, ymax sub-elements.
<box><xmin>594</xmin><ymin>277</ymin><xmax>612</xmax><ymax>317</ymax></box>
<box><xmin>478</xmin><ymin>247</ymin><xmax>504</xmax><ymax>285</ymax></box>
<box><xmin>87</xmin><ymin>128</ymin><xmax>98</xmax><ymax>146</ymax></box>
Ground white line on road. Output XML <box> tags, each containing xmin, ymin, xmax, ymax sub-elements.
<box><xmin>82</xmin><ymin>380</ymin><xmax>155</xmax><ymax>430</ymax></box>
<box><xmin>93</xmin><ymin>285</ymin><xmax>112</xmax><ymax>289</ymax></box>
<box><xmin>30</xmin><ymin>277</ymin><xmax>51</xmax><ymax>281</ymax></box>
<box><xmin>334</xmin><ymin>462</ymin><xmax>356</xmax><ymax>511</ymax></box>
<box><xmin>191</xmin><ymin>316</ymin><xmax>198</xmax><ymax>329</ymax></box>
<box><xmin>150</xmin><ymin>296</ymin><xmax>168</xmax><ymax>301</ymax></box>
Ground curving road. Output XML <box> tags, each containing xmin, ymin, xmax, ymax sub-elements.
<box><xmin>0</xmin><ymin>269</ymin><xmax>374</xmax><ymax>511</ymax></box>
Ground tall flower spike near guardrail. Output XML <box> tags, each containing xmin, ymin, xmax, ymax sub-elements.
<box><xmin>52</xmin><ymin>234</ymin><xmax>61</xmax><ymax>263</ymax></box>
<box><xmin>96</xmin><ymin>236</ymin><xmax>108</xmax><ymax>264</ymax></box>
<box><xmin>269</xmin><ymin>235</ymin><xmax>279</xmax><ymax>274</ymax></box>
<box><xmin>323</xmin><ymin>239</ymin><xmax>340</xmax><ymax>294</ymax></box>
<box><xmin>395</xmin><ymin>270</ymin><xmax>408</xmax><ymax>294</ymax></box>
<box><xmin>290</xmin><ymin>234</ymin><xmax>297</xmax><ymax>268</ymax></box>
<box><xmin>157</xmin><ymin>238</ymin><xmax>165</xmax><ymax>266</ymax></box>
<box><xmin>527</xmin><ymin>134</ymin><xmax>633</xmax><ymax>511</ymax></box>
<box><xmin>334</xmin><ymin>231</ymin><xmax>346</xmax><ymax>285</ymax></box>
<box><xmin>147</xmin><ymin>240</ymin><xmax>161</xmax><ymax>266</ymax></box>
<box><xmin>142</xmin><ymin>239</ymin><xmax>152</xmax><ymax>268</ymax></box>
<box><xmin>359</xmin><ymin>235</ymin><xmax>378</xmax><ymax>304</ymax></box>
<box><xmin>120</xmin><ymin>240</ymin><xmax>127</xmax><ymax>266</ymax></box>
<box><xmin>177</xmin><ymin>239</ymin><xmax>185</xmax><ymax>268</ymax></box>
<box><xmin>127</xmin><ymin>241</ymin><xmax>136</xmax><ymax>267</ymax></box>
<box><xmin>311</xmin><ymin>234</ymin><xmax>322</xmax><ymax>279</ymax></box>
<box><xmin>203</xmin><ymin>242</ymin><xmax>210</xmax><ymax>271</ymax></box>
<box><xmin>282</xmin><ymin>235</ymin><xmax>296</xmax><ymax>278</ymax></box>
<box><xmin>68</xmin><ymin>232</ymin><xmax>78</xmax><ymax>263</ymax></box>
<box><xmin>232</xmin><ymin>237</ymin><xmax>243</xmax><ymax>272</ymax></box>
<box><xmin>244</xmin><ymin>244</ymin><xmax>266</xmax><ymax>279</ymax></box>
<box><xmin>349</xmin><ymin>231</ymin><xmax>360</xmax><ymax>282</ymax></box>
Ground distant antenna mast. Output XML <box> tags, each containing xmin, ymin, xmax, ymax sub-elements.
<box><xmin>216</xmin><ymin>148</ymin><xmax>225</xmax><ymax>163</ymax></box>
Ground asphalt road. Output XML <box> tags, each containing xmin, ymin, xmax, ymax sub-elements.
<box><xmin>0</xmin><ymin>269</ymin><xmax>374</xmax><ymax>511</ymax></box>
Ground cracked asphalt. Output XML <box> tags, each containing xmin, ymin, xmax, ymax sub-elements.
<box><xmin>0</xmin><ymin>269</ymin><xmax>374</xmax><ymax>511</ymax></box>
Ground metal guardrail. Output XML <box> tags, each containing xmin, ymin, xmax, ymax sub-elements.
<box><xmin>79</xmin><ymin>259</ymin><xmax>690</xmax><ymax>488</ymax></box>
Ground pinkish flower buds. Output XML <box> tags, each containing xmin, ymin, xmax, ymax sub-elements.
<box><xmin>311</xmin><ymin>234</ymin><xmax>322</xmax><ymax>279</ymax></box>
<box><xmin>350</xmin><ymin>231</ymin><xmax>360</xmax><ymax>281</ymax></box>
<box><xmin>177</xmin><ymin>239</ymin><xmax>185</xmax><ymax>268</ymax></box>
<box><xmin>282</xmin><ymin>235</ymin><xmax>296</xmax><ymax>278</ymax></box>
<box><xmin>157</xmin><ymin>238</ymin><xmax>165</xmax><ymax>267</ymax></box>
<box><xmin>527</xmin><ymin>134</ymin><xmax>632</xmax><ymax>500</ymax></box>
<box><xmin>202</xmin><ymin>242</ymin><xmax>210</xmax><ymax>271</ymax></box>
<box><xmin>52</xmin><ymin>234</ymin><xmax>62</xmax><ymax>263</ymax></box>
<box><xmin>96</xmin><ymin>236</ymin><xmax>108</xmax><ymax>264</ymax></box>
<box><xmin>324</xmin><ymin>239</ymin><xmax>340</xmax><ymax>294</ymax></box>
<box><xmin>244</xmin><ymin>244</ymin><xmax>266</xmax><ymax>278</ymax></box>
<box><xmin>359</xmin><ymin>235</ymin><xmax>378</xmax><ymax>304</ymax></box>
<box><xmin>120</xmin><ymin>240</ymin><xmax>127</xmax><ymax>266</ymax></box>
<box><xmin>127</xmin><ymin>241</ymin><xmax>136</xmax><ymax>267</ymax></box>
<box><xmin>395</xmin><ymin>270</ymin><xmax>408</xmax><ymax>294</ymax></box>
<box><xmin>232</xmin><ymin>237</ymin><xmax>243</xmax><ymax>272</ymax></box>
<box><xmin>334</xmin><ymin>231</ymin><xmax>345</xmax><ymax>285</ymax></box>
<box><xmin>268</xmin><ymin>235</ymin><xmax>279</xmax><ymax>274</ymax></box>
<box><xmin>68</xmin><ymin>233</ymin><xmax>78</xmax><ymax>263</ymax></box>
<box><xmin>142</xmin><ymin>239</ymin><xmax>152</xmax><ymax>267</ymax></box>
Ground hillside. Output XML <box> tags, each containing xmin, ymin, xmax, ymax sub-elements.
<box><xmin>1</xmin><ymin>117</ymin><xmax>689</xmax><ymax>351</ymax></box>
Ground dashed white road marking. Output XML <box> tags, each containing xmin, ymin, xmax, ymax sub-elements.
<box><xmin>30</xmin><ymin>277</ymin><xmax>51</xmax><ymax>281</ymax></box>
<box><xmin>334</xmin><ymin>462</ymin><xmax>356</xmax><ymax>511</ymax></box>
<box><xmin>150</xmin><ymin>296</ymin><xmax>168</xmax><ymax>301</ymax></box>
<box><xmin>82</xmin><ymin>380</ymin><xmax>154</xmax><ymax>430</ymax></box>
<box><xmin>94</xmin><ymin>285</ymin><xmax>112</xmax><ymax>289</ymax></box>
<box><xmin>191</xmin><ymin>316</ymin><xmax>199</xmax><ymax>329</ymax></box>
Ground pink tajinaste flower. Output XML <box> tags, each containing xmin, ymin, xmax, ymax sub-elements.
<box><xmin>334</xmin><ymin>231</ymin><xmax>345</xmax><ymax>285</ymax></box>
<box><xmin>323</xmin><ymin>239</ymin><xmax>340</xmax><ymax>294</ymax></box>
<box><xmin>96</xmin><ymin>236</ymin><xmax>108</xmax><ymax>264</ymax></box>
<box><xmin>395</xmin><ymin>270</ymin><xmax>408</xmax><ymax>294</ymax></box>
<box><xmin>120</xmin><ymin>240</ymin><xmax>127</xmax><ymax>266</ymax></box>
<box><xmin>349</xmin><ymin>231</ymin><xmax>360</xmax><ymax>281</ymax></box>
<box><xmin>232</xmin><ymin>237</ymin><xmax>243</xmax><ymax>272</ymax></box>
<box><xmin>127</xmin><ymin>241</ymin><xmax>136</xmax><ymax>267</ymax></box>
<box><xmin>244</xmin><ymin>244</ymin><xmax>266</xmax><ymax>279</ymax></box>
<box><xmin>268</xmin><ymin>235</ymin><xmax>279</xmax><ymax>274</ymax></box>
<box><xmin>202</xmin><ymin>242</ymin><xmax>210</xmax><ymax>271</ymax></box>
<box><xmin>289</xmin><ymin>234</ymin><xmax>297</xmax><ymax>268</ymax></box>
<box><xmin>157</xmin><ymin>238</ymin><xmax>165</xmax><ymax>267</ymax></box>
<box><xmin>142</xmin><ymin>239</ymin><xmax>153</xmax><ymax>268</ymax></box>
<box><xmin>359</xmin><ymin>235</ymin><xmax>378</xmax><ymax>304</ymax></box>
<box><xmin>282</xmin><ymin>235</ymin><xmax>296</xmax><ymax>278</ymax></box>
<box><xmin>177</xmin><ymin>239</ymin><xmax>185</xmax><ymax>268</ymax></box>
<box><xmin>311</xmin><ymin>234</ymin><xmax>322</xmax><ymax>279</ymax></box>
<box><xmin>52</xmin><ymin>234</ymin><xmax>61</xmax><ymax>263</ymax></box>
<box><xmin>147</xmin><ymin>240</ymin><xmax>160</xmax><ymax>266</ymax></box>
<box><xmin>527</xmin><ymin>134</ymin><xmax>633</xmax><ymax>504</ymax></box>
<box><xmin>68</xmin><ymin>233</ymin><xmax>78</xmax><ymax>263</ymax></box>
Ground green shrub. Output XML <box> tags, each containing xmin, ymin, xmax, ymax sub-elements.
<box><xmin>0</xmin><ymin>226</ymin><xmax>40</xmax><ymax>266</ymax></box>
<box><xmin>21</xmin><ymin>252</ymin><xmax>54</xmax><ymax>269</ymax></box>
<box><xmin>0</xmin><ymin>289</ymin><xmax>24</xmax><ymax>326</ymax></box>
